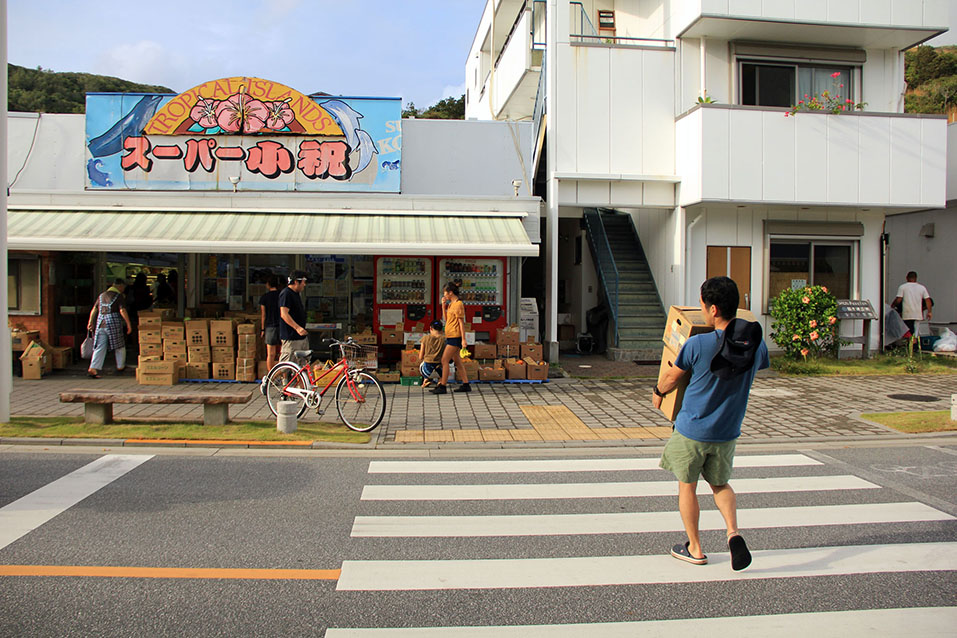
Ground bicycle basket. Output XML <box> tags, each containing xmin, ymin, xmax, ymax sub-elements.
<box><xmin>343</xmin><ymin>343</ymin><xmax>378</xmax><ymax>370</ymax></box>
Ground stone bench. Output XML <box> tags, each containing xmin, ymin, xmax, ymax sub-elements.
<box><xmin>59</xmin><ymin>389</ymin><xmax>255</xmax><ymax>426</ymax></box>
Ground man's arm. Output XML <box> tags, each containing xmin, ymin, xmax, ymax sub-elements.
<box><xmin>893</xmin><ymin>296</ymin><xmax>903</xmax><ymax>306</ymax></box>
<box><xmin>280</xmin><ymin>305</ymin><xmax>308</xmax><ymax>337</ymax></box>
<box><xmin>260</xmin><ymin>303</ymin><xmax>267</xmax><ymax>337</ymax></box>
<box><xmin>652</xmin><ymin>362</ymin><xmax>689</xmax><ymax>409</ymax></box>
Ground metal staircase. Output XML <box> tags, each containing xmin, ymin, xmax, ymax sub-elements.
<box><xmin>582</xmin><ymin>208</ymin><xmax>667</xmax><ymax>360</ymax></box>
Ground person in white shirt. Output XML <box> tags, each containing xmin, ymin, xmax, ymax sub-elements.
<box><xmin>893</xmin><ymin>271</ymin><xmax>932</xmax><ymax>336</ymax></box>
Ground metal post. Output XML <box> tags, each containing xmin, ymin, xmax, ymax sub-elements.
<box><xmin>543</xmin><ymin>0</ymin><xmax>560</xmax><ymax>361</ymax></box>
<box><xmin>0</xmin><ymin>0</ymin><xmax>12</xmax><ymax>421</ymax></box>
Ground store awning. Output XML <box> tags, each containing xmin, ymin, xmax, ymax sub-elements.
<box><xmin>7</xmin><ymin>209</ymin><xmax>539</xmax><ymax>257</ymax></box>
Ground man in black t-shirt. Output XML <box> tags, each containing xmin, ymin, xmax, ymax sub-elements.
<box><xmin>278</xmin><ymin>271</ymin><xmax>309</xmax><ymax>364</ymax></box>
<box><xmin>259</xmin><ymin>275</ymin><xmax>282</xmax><ymax>370</ymax></box>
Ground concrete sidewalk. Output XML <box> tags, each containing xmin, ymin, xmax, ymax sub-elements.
<box><xmin>6</xmin><ymin>371</ymin><xmax>956</xmax><ymax>447</ymax></box>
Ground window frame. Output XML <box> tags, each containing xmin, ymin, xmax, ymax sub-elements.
<box><xmin>8</xmin><ymin>256</ymin><xmax>42</xmax><ymax>316</ymax></box>
<box><xmin>763</xmin><ymin>234</ymin><xmax>860</xmax><ymax>314</ymax></box>
<box><xmin>736</xmin><ymin>57</ymin><xmax>860</xmax><ymax>108</ymax></box>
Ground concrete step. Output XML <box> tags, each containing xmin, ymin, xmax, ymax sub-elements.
<box><xmin>617</xmin><ymin>316</ymin><xmax>667</xmax><ymax>328</ymax></box>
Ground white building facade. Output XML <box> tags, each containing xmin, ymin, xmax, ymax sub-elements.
<box><xmin>467</xmin><ymin>0</ymin><xmax>949</xmax><ymax>358</ymax></box>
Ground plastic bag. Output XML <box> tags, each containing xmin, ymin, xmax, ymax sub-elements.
<box><xmin>933</xmin><ymin>328</ymin><xmax>957</xmax><ymax>352</ymax></box>
<box><xmin>80</xmin><ymin>331</ymin><xmax>94</xmax><ymax>360</ymax></box>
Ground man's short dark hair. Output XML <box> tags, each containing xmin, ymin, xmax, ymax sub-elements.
<box><xmin>906</xmin><ymin>271</ymin><xmax>918</xmax><ymax>281</ymax></box>
<box><xmin>289</xmin><ymin>270</ymin><xmax>308</xmax><ymax>283</ymax></box>
<box><xmin>700</xmin><ymin>276</ymin><xmax>739</xmax><ymax>321</ymax></box>
<box><xmin>266</xmin><ymin>274</ymin><xmax>279</xmax><ymax>288</ymax></box>
<box><xmin>113</xmin><ymin>278</ymin><xmax>126</xmax><ymax>286</ymax></box>
<box><xmin>430</xmin><ymin>320</ymin><xmax>443</xmax><ymax>331</ymax></box>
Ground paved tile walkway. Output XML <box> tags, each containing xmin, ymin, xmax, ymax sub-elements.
<box><xmin>8</xmin><ymin>371</ymin><xmax>956</xmax><ymax>445</ymax></box>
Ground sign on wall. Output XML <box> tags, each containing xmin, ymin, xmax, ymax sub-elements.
<box><xmin>85</xmin><ymin>77</ymin><xmax>401</xmax><ymax>192</ymax></box>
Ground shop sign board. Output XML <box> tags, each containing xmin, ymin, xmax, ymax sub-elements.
<box><xmin>85</xmin><ymin>77</ymin><xmax>401</xmax><ymax>193</ymax></box>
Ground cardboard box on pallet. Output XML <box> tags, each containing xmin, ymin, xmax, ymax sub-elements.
<box><xmin>521</xmin><ymin>343</ymin><xmax>544</xmax><ymax>361</ymax></box>
<box><xmin>161</xmin><ymin>321</ymin><xmax>185</xmax><ymax>340</ymax></box>
<box><xmin>378</xmin><ymin>370</ymin><xmax>400</xmax><ymax>383</ymax></box>
<box><xmin>236</xmin><ymin>323</ymin><xmax>257</xmax><ymax>335</ymax></box>
<box><xmin>505</xmin><ymin>359</ymin><xmax>526</xmax><ymax>380</ymax></box>
<box><xmin>497</xmin><ymin>344</ymin><xmax>519</xmax><ymax>359</ymax></box>
<box><xmin>186</xmin><ymin>363</ymin><xmax>210</xmax><ymax>379</ymax></box>
<box><xmin>461</xmin><ymin>359</ymin><xmax>480</xmax><ymax>379</ymax></box>
<box><xmin>209</xmin><ymin>319</ymin><xmax>235</xmax><ymax>347</ymax></box>
<box><xmin>187</xmin><ymin>346</ymin><xmax>211</xmax><ymax>363</ymax></box>
<box><xmin>185</xmin><ymin>319</ymin><xmax>209</xmax><ymax>346</ymax></box>
<box><xmin>473</xmin><ymin>343</ymin><xmax>497</xmax><ymax>359</ymax></box>
<box><xmin>139</xmin><ymin>328</ymin><xmax>162</xmax><ymax>344</ymax></box>
<box><xmin>138</xmin><ymin>359</ymin><xmax>184</xmax><ymax>385</ymax></box>
<box><xmin>138</xmin><ymin>354</ymin><xmax>162</xmax><ymax>366</ymax></box>
<box><xmin>211</xmin><ymin>346</ymin><xmax>235</xmax><ymax>364</ymax></box>
<box><xmin>140</xmin><ymin>342</ymin><xmax>163</xmax><ymax>356</ymax></box>
<box><xmin>496</xmin><ymin>327</ymin><xmax>520</xmax><ymax>347</ymax></box>
<box><xmin>163</xmin><ymin>339</ymin><xmax>186</xmax><ymax>355</ymax></box>
<box><xmin>164</xmin><ymin>351</ymin><xmax>188</xmax><ymax>362</ymax></box>
<box><xmin>138</xmin><ymin>312</ymin><xmax>163</xmax><ymax>327</ymax></box>
<box><xmin>236</xmin><ymin>334</ymin><xmax>258</xmax><ymax>358</ymax></box>
<box><xmin>523</xmin><ymin>356</ymin><xmax>548</xmax><ymax>380</ymax></box>
<box><xmin>235</xmin><ymin>357</ymin><xmax>257</xmax><ymax>382</ymax></box>
<box><xmin>479</xmin><ymin>362</ymin><xmax>505</xmax><ymax>381</ymax></box>
<box><xmin>212</xmin><ymin>362</ymin><xmax>235</xmax><ymax>380</ymax></box>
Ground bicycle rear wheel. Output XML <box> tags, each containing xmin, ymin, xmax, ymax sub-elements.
<box><xmin>334</xmin><ymin>371</ymin><xmax>386</xmax><ymax>432</ymax></box>
<box><xmin>263</xmin><ymin>362</ymin><xmax>310</xmax><ymax>418</ymax></box>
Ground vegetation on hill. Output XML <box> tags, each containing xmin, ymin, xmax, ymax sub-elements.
<box><xmin>7</xmin><ymin>64</ymin><xmax>173</xmax><ymax>114</ymax></box>
<box><xmin>904</xmin><ymin>45</ymin><xmax>957</xmax><ymax>119</ymax></box>
<box><xmin>402</xmin><ymin>94</ymin><xmax>465</xmax><ymax>119</ymax></box>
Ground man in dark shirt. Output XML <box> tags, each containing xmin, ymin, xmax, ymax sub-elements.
<box><xmin>278</xmin><ymin>271</ymin><xmax>309</xmax><ymax>364</ymax></box>
<box><xmin>259</xmin><ymin>275</ymin><xmax>282</xmax><ymax>370</ymax></box>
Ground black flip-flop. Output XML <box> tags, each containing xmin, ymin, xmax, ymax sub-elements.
<box><xmin>670</xmin><ymin>542</ymin><xmax>707</xmax><ymax>565</ymax></box>
<box><xmin>728</xmin><ymin>534</ymin><xmax>752</xmax><ymax>571</ymax></box>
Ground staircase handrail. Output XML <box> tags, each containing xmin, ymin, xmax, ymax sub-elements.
<box><xmin>583</xmin><ymin>209</ymin><xmax>620</xmax><ymax>348</ymax></box>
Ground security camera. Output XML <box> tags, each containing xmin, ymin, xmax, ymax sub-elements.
<box><xmin>228</xmin><ymin>176</ymin><xmax>241</xmax><ymax>185</ymax></box>
<box><xmin>511</xmin><ymin>179</ymin><xmax>522</xmax><ymax>196</ymax></box>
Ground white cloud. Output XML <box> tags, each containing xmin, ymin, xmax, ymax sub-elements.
<box><xmin>440</xmin><ymin>82</ymin><xmax>467</xmax><ymax>99</ymax></box>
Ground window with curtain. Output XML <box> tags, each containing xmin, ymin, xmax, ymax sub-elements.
<box><xmin>8</xmin><ymin>257</ymin><xmax>42</xmax><ymax>315</ymax></box>
<box><xmin>740</xmin><ymin>61</ymin><xmax>854</xmax><ymax>107</ymax></box>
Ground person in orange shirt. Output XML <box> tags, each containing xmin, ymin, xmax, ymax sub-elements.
<box><xmin>430</xmin><ymin>282</ymin><xmax>472</xmax><ymax>394</ymax></box>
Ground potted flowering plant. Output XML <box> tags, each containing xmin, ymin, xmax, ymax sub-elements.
<box><xmin>769</xmin><ymin>285</ymin><xmax>840</xmax><ymax>359</ymax></box>
<box><xmin>785</xmin><ymin>71</ymin><xmax>867</xmax><ymax>116</ymax></box>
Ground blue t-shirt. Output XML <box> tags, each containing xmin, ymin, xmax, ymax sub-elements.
<box><xmin>673</xmin><ymin>329</ymin><xmax>770</xmax><ymax>443</ymax></box>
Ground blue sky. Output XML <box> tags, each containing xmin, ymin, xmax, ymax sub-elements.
<box><xmin>7</xmin><ymin>0</ymin><xmax>486</xmax><ymax>108</ymax></box>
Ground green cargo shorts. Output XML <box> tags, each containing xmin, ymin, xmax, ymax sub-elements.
<box><xmin>659</xmin><ymin>430</ymin><xmax>737</xmax><ymax>485</ymax></box>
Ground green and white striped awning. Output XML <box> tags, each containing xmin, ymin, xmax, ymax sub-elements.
<box><xmin>7</xmin><ymin>209</ymin><xmax>538</xmax><ymax>256</ymax></box>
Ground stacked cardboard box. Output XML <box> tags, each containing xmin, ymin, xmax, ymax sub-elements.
<box><xmin>235</xmin><ymin>323</ymin><xmax>259</xmax><ymax>381</ymax></box>
<box><xmin>20</xmin><ymin>341</ymin><xmax>52</xmax><ymax>379</ymax></box>
<box><xmin>139</xmin><ymin>316</ymin><xmax>261</xmax><ymax>383</ymax></box>
<box><xmin>469</xmin><ymin>326</ymin><xmax>549</xmax><ymax>383</ymax></box>
<box><xmin>655</xmin><ymin>307</ymin><xmax>757</xmax><ymax>421</ymax></box>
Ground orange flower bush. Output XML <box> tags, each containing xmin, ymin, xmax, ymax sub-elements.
<box><xmin>770</xmin><ymin>285</ymin><xmax>840</xmax><ymax>359</ymax></box>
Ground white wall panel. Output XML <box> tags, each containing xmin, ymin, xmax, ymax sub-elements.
<box><xmin>728</xmin><ymin>109</ymin><xmax>763</xmax><ymax>201</ymax></box>
<box><xmin>888</xmin><ymin>117</ymin><xmax>923</xmax><ymax>206</ymax></box>
<box><xmin>576</xmin><ymin>47</ymin><xmax>612</xmax><ymax>174</ymax></box>
<box><xmin>762</xmin><ymin>111</ymin><xmax>796</xmax><ymax>202</ymax></box>
<box><xmin>826</xmin><ymin>116</ymin><xmax>860</xmax><ymax>204</ymax></box>
<box><xmin>922</xmin><ymin>0</ymin><xmax>948</xmax><ymax>27</ymax></box>
<box><xmin>794</xmin><ymin>0</ymin><xmax>827</xmax><ymax>22</ymax></box>
<box><xmin>826</xmin><ymin>0</ymin><xmax>859</xmax><ymax>22</ymax></box>
<box><xmin>675</xmin><ymin>110</ymin><xmax>703</xmax><ymax>206</ymax></box>
<box><xmin>729</xmin><ymin>0</ymin><xmax>762</xmax><ymax>17</ymax></box>
<box><xmin>761</xmin><ymin>0</ymin><xmax>795</xmax><ymax>20</ymax></box>
<box><xmin>794</xmin><ymin>115</ymin><xmax>828</xmax><ymax>202</ymax></box>
<box><xmin>644</xmin><ymin>182</ymin><xmax>676</xmax><ymax>206</ymax></box>
<box><xmin>610</xmin><ymin>181</ymin><xmax>645</xmax><ymax>203</ymax></box>
<box><xmin>921</xmin><ymin>118</ymin><xmax>947</xmax><ymax>207</ymax></box>
<box><xmin>858</xmin><ymin>116</ymin><xmax>891</xmax><ymax>205</ymax></box>
<box><xmin>860</xmin><ymin>0</ymin><xmax>892</xmax><ymax>25</ymax></box>
<box><xmin>948</xmin><ymin>123</ymin><xmax>957</xmax><ymax>200</ymax></box>
<box><xmin>555</xmin><ymin>45</ymin><xmax>578</xmax><ymax>174</ymax></box>
<box><xmin>577</xmin><ymin>181</ymin><xmax>610</xmax><ymax>205</ymax></box>
<box><xmin>609</xmin><ymin>48</ymin><xmax>644</xmax><ymax>174</ymax></box>
<box><xmin>705</xmin><ymin>207</ymin><xmax>738</xmax><ymax>245</ymax></box>
<box><xmin>700</xmin><ymin>108</ymin><xmax>729</xmax><ymax>199</ymax></box>
<box><xmin>642</xmin><ymin>51</ymin><xmax>676</xmax><ymax>175</ymax></box>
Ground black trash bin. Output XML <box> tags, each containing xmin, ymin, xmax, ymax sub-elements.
<box><xmin>586</xmin><ymin>305</ymin><xmax>610</xmax><ymax>354</ymax></box>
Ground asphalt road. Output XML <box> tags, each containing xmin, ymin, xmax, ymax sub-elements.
<box><xmin>0</xmin><ymin>440</ymin><xmax>955</xmax><ymax>636</ymax></box>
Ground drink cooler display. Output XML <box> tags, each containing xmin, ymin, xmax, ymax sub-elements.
<box><xmin>373</xmin><ymin>256</ymin><xmax>434</xmax><ymax>335</ymax></box>
<box><xmin>437</xmin><ymin>257</ymin><xmax>508</xmax><ymax>342</ymax></box>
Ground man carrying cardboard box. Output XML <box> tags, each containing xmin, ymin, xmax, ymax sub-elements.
<box><xmin>652</xmin><ymin>277</ymin><xmax>768</xmax><ymax>572</ymax></box>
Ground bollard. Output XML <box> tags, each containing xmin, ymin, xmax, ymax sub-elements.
<box><xmin>952</xmin><ymin>394</ymin><xmax>956</xmax><ymax>423</ymax></box>
<box><xmin>277</xmin><ymin>400</ymin><xmax>299</xmax><ymax>434</ymax></box>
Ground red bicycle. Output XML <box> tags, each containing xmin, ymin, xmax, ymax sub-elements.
<box><xmin>260</xmin><ymin>338</ymin><xmax>386</xmax><ymax>432</ymax></box>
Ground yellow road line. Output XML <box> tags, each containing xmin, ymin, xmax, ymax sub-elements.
<box><xmin>0</xmin><ymin>565</ymin><xmax>340</xmax><ymax>580</ymax></box>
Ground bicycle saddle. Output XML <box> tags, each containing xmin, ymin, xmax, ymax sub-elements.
<box><xmin>293</xmin><ymin>349</ymin><xmax>313</xmax><ymax>359</ymax></box>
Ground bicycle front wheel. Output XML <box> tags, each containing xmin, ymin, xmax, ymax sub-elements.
<box><xmin>264</xmin><ymin>362</ymin><xmax>310</xmax><ymax>418</ymax></box>
<box><xmin>334</xmin><ymin>371</ymin><xmax>386</xmax><ymax>432</ymax></box>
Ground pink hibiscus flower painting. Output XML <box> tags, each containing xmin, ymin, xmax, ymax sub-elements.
<box><xmin>190</xmin><ymin>98</ymin><xmax>220</xmax><ymax>129</ymax></box>
<box><xmin>266</xmin><ymin>99</ymin><xmax>295</xmax><ymax>131</ymax></box>
<box><xmin>216</xmin><ymin>92</ymin><xmax>269</xmax><ymax>134</ymax></box>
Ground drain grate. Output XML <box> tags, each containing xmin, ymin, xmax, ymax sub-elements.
<box><xmin>887</xmin><ymin>394</ymin><xmax>939</xmax><ymax>402</ymax></box>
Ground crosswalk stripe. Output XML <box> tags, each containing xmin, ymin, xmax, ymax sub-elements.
<box><xmin>367</xmin><ymin>454</ymin><xmax>821</xmax><ymax>474</ymax></box>
<box><xmin>324</xmin><ymin>606</ymin><xmax>957</xmax><ymax>636</ymax></box>
<box><xmin>360</xmin><ymin>475</ymin><xmax>879</xmax><ymax>501</ymax></box>
<box><xmin>351</xmin><ymin>501</ymin><xmax>952</xmax><ymax>537</ymax></box>
<box><xmin>336</xmin><ymin>541</ymin><xmax>957</xmax><ymax>590</ymax></box>
<box><xmin>0</xmin><ymin>454</ymin><xmax>153</xmax><ymax>551</ymax></box>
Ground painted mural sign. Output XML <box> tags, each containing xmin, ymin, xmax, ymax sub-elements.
<box><xmin>85</xmin><ymin>77</ymin><xmax>401</xmax><ymax>192</ymax></box>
